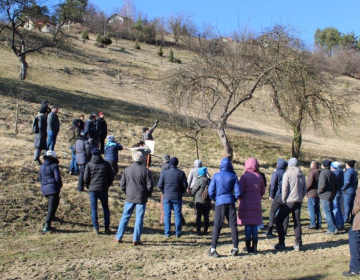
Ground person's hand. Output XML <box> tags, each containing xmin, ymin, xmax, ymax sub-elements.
<box><xmin>186</xmin><ymin>188</ymin><xmax>191</xmax><ymax>194</ymax></box>
<box><xmin>269</xmin><ymin>197</ymin><xmax>273</xmax><ymax>201</ymax></box>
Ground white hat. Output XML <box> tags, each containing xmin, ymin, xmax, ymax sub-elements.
<box><xmin>46</xmin><ymin>150</ymin><xmax>57</xmax><ymax>159</ymax></box>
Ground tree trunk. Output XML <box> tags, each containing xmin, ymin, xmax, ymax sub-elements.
<box><xmin>216</xmin><ymin>127</ymin><xmax>233</xmax><ymax>160</ymax></box>
<box><xmin>19</xmin><ymin>56</ymin><xmax>28</xmax><ymax>81</ymax></box>
<box><xmin>291</xmin><ymin>127</ymin><xmax>302</xmax><ymax>159</ymax></box>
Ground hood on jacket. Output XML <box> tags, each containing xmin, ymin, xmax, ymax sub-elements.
<box><xmin>194</xmin><ymin>159</ymin><xmax>203</xmax><ymax>168</ymax></box>
<box><xmin>37</xmin><ymin>113</ymin><xmax>45</xmax><ymax>117</ymax></box>
<box><xmin>289</xmin><ymin>166</ymin><xmax>304</xmax><ymax>177</ymax></box>
<box><xmin>245</xmin><ymin>158</ymin><xmax>258</xmax><ymax>173</ymax></box>
<box><xmin>277</xmin><ymin>159</ymin><xmax>288</xmax><ymax>170</ymax></box>
<box><xmin>220</xmin><ymin>158</ymin><xmax>234</xmax><ymax>173</ymax></box>
<box><xmin>43</xmin><ymin>156</ymin><xmax>59</xmax><ymax>165</ymax></box>
<box><xmin>106</xmin><ymin>141</ymin><xmax>116</xmax><ymax>147</ymax></box>
<box><xmin>91</xmin><ymin>155</ymin><xmax>104</xmax><ymax>164</ymax></box>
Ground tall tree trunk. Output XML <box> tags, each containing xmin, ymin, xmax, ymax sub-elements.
<box><xmin>19</xmin><ymin>55</ymin><xmax>28</xmax><ymax>80</ymax></box>
<box><xmin>291</xmin><ymin>126</ymin><xmax>302</xmax><ymax>159</ymax></box>
<box><xmin>216</xmin><ymin>127</ymin><xmax>233</xmax><ymax>160</ymax></box>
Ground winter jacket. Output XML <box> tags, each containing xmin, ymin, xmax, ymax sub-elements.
<box><xmin>93</xmin><ymin>119</ymin><xmax>101</xmax><ymax>140</ymax></box>
<box><xmin>84</xmin><ymin>155</ymin><xmax>114</xmax><ymax>192</ymax></box>
<box><xmin>74</xmin><ymin>136</ymin><xmax>91</xmax><ymax>165</ymax></box>
<box><xmin>352</xmin><ymin>187</ymin><xmax>360</xmax><ymax>230</ymax></box>
<box><xmin>47</xmin><ymin>111</ymin><xmax>60</xmax><ymax>133</ymax></box>
<box><xmin>269</xmin><ymin>159</ymin><xmax>288</xmax><ymax>198</ymax></box>
<box><xmin>318</xmin><ymin>168</ymin><xmax>337</xmax><ymax>201</ymax></box>
<box><xmin>208</xmin><ymin>158</ymin><xmax>241</xmax><ymax>206</ymax></box>
<box><xmin>282</xmin><ymin>166</ymin><xmax>306</xmax><ymax>203</ymax></box>
<box><xmin>84</xmin><ymin>120</ymin><xmax>95</xmax><ymax>139</ymax></box>
<box><xmin>332</xmin><ymin>168</ymin><xmax>344</xmax><ymax>193</ymax></box>
<box><xmin>343</xmin><ymin>168</ymin><xmax>358</xmax><ymax>195</ymax></box>
<box><xmin>34</xmin><ymin>113</ymin><xmax>47</xmax><ymax>149</ymax></box>
<box><xmin>68</xmin><ymin>125</ymin><xmax>80</xmax><ymax>147</ymax></box>
<box><xmin>158</xmin><ymin>165</ymin><xmax>188</xmax><ymax>200</ymax></box>
<box><xmin>237</xmin><ymin>158</ymin><xmax>265</xmax><ymax>225</ymax></box>
<box><xmin>120</xmin><ymin>162</ymin><xmax>154</xmax><ymax>204</ymax></box>
<box><xmin>161</xmin><ymin>162</ymin><xmax>170</xmax><ymax>172</ymax></box>
<box><xmin>187</xmin><ymin>160</ymin><xmax>203</xmax><ymax>189</ymax></box>
<box><xmin>97</xmin><ymin>117</ymin><xmax>107</xmax><ymax>138</ymax></box>
<box><xmin>104</xmin><ymin>141</ymin><xmax>123</xmax><ymax>162</ymax></box>
<box><xmin>191</xmin><ymin>176</ymin><xmax>212</xmax><ymax>205</ymax></box>
<box><xmin>79</xmin><ymin>120</ymin><xmax>85</xmax><ymax>131</ymax></box>
<box><xmin>306</xmin><ymin>168</ymin><xmax>320</xmax><ymax>198</ymax></box>
<box><xmin>142</xmin><ymin>121</ymin><xmax>158</xmax><ymax>141</ymax></box>
<box><xmin>130</xmin><ymin>146</ymin><xmax>151</xmax><ymax>167</ymax></box>
<box><xmin>39</xmin><ymin>156</ymin><xmax>62</xmax><ymax>196</ymax></box>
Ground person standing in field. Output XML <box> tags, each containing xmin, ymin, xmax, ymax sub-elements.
<box><xmin>78</xmin><ymin>114</ymin><xmax>85</xmax><ymax>131</ymax></box>
<box><xmin>104</xmin><ymin>135</ymin><xmax>123</xmax><ymax>176</ymax></box>
<box><xmin>97</xmin><ymin>112</ymin><xmax>107</xmax><ymax>154</ymax></box>
<box><xmin>74</xmin><ymin>131</ymin><xmax>91</xmax><ymax>192</ymax></box>
<box><xmin>84</xmin><ymin>114</ymin><xmax>96</xmax><ymax>144</ymax></box>
<box><xmin>159</xmin><ymin>154</ymin><xmax>171</xmax><ymax>226</ymax></box>
<box><xmin>207</xmin><ymin>158</ymin><xmax>241</xmax><ymax>257</ymax></box>
<box><xmin>142</xmin><ymin>119</ymin><xmax>159</xmax><ymax>167</ymax></box>
<box><xmin>39</xmin><ymin>151</ymin><xmax>62</xmax><ymax>232</ymax></box>
<box><xmin>68</xmin><ymin>119</ymin><xmax>81</xmax><ymax>175</ymax></box>
<box><xmin>273</xmin><ymin>158</ymin><xmax>306</xmax><ymax>251</ymax></box>
<box><xmin>343</xmin><ymin>160</ymin><xmax>358</xmax><ymax>224</ymax></box>
<box><xmin>33</xmin><ymin>107</ymin><xmax>48</xmax><ymax>166</ymax></box>
<box><xmin>46</xmin><ymin>106</ymin><xmax>60</xmax><ymax>151</ymax></box>
<box><xmin>115</xmin><ymin>151</ymin><xmax>154</xmax><ymax>245</ymax></box>
<box><xmin>306</xmin><ymin>161</ymin><xmax>322</xmax><ymax>230</ymax></box>
<box><xmin>187</xmin><ymin>159</ymin><xmax>204</xmax><ymax>191</ymax></box>
<box><xmin>130</xmin><ymin>142</ymin><xmax>151</xmax><ymax>168</ymax></box>
<box><xmin>237</xmin><ymin>158</ymin><xmax>265</xmax><ymax>253</ymax></box>
<box><xmin>331</xmin><ymin>161</ymin><xmax>345</xmax><ymax>229</ymax></box>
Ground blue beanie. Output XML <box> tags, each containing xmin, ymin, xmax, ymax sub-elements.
<box><xmin>331</xmin><ymin>161</ymin><xmax>340</xmax><ymax>169</ymax></box>
<box><xmin>198</xmin><ymin>167</ymin><xmax>207</xmax><ymax>176</ymax></box>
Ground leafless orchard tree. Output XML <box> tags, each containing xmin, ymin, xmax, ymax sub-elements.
<box><xmin>168</xmin><ymin>12</ymin><xmax>193</xmax><ymax>45</ymax></box>
<box><xmin>0</xmin><ymin>0</ymin><xmax>65</xmax><ymax>80</ymax></box>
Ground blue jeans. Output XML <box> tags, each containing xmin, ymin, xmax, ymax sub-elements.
<box><xmin>321</xmin><ymin>199</ymin><xmax>337</xmax><ymax>232</ymax></box>
<box><xmin>116</xmin><ymin>202</ymin><xmax>146</xmax><ymax>242</ymax></box>
<box><xmin>349</xmin><ymin>228</ymin><xmax>360</xmax><ymax>274</ymax></box>
<box><xmin>333</xmin><ymin>192</ymin><xmax>344</xmax><ymax>228</ymax></box>
<box><xmin>69</xmin><ymin>146</ymin><xmax>79</xmax><ymax>174</ymax></box>
<box><xmin>163</xmin><ymin>199</ymin><xmax>182</xmax><ymax>236</ymax></box>
<box><xmin>308</xmin><ymin>197</ymin><xmax>322</xmax><ymax>228</ymax></box>
<box><xmin>245</xmin><ymin>225</ymin><xmax>258</xmax><ymax>241</ymax></box>
<box><xmin>343</xmin><ymin>193</ymin><xmax>356</xmax><ymax>222</ymax></box>
<box><xmin>46</xmin><ymin>131</ymin><xmax>57</xmax><ymax>151</ymax></box>
<box><xmin>89</xmin><ymin>191</ymin><xmax>110</xmax><ymax>230</ymax></box>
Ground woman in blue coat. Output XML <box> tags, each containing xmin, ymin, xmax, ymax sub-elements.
<box><xmin>39</xmin><ymin>151</ymin><xmax>63</xmax><ymax>232</ymax></box>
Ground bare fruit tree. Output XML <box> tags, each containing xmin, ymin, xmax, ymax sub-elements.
<box><xmin>0</xmin><ymin>0</ymin><xmax>65</xmax><ymax>80</ymax></box>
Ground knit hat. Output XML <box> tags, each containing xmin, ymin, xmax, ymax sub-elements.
<box><xmin>169</xmin><ymin>157</ymin><xmax>179</xmax><ymax>167</ymax></box>
<box><xmin>162</xmin><ymin>154</ymin><xmax>170</xmax><ymax>161</ymax></box>
<box><xmin>198</xmin><ymin>167</ymin><xmax>207</xmax><ymax>176</ymax></box>
<box><xmin>107</xmin><ymin>135</ymin><xmax>115</xmax><ymax>141</ymax></box>
<box><xmin>72</xmin><ymin>118</ymin><xmax>79</xmax><ymax>126</ymax></box>
<box><xmin>39</xmin><ymin>107</ymin><xmax>47</xmax><ymax>114</ymax></box>
<box><xmin>322</xmin><ymin>160</ymin><xmax>331</xmax><ymax>168</ymax></box>
<box><xmin>89</xmin><ymin>114</ymin><xmax>95</xmax><ymax>120</ymax></box>
<box><xmin>45</xmin><ymin>150</ymin><xmax>57</xmax><ymax>159</ymax></box>
<box><xmin>346</xmin><ymin>160</ymin><xmax>356</xmax><ymax>168</ymax></box>
<box><xmin>143</xmin><ymin>127</ymin><xmax>149</xmax><ymax>133</ymax></box>
<box><xmin>288</xmin><ymin>158</ymin><xmax>298</xmax><ymax>167</ymax></box>
<box><xmin>99</xmin><ymin>112</ymin><xmax>104</xmax><ymax>116</ymax></box>
<box><xmin>91</xmin><ymin>148</ymin><xmax>101</xmax><ymax>155</ymax></box>
<box><xmin>331</xmin><ymin>161</ymin><xmax>340</xmax><ymax>169</ymax></box>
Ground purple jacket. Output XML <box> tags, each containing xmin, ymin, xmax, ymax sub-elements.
<box><xmin>237</xmin><ymin>158</ymin><xmax>265</xmax><ymax>226</ymax></box>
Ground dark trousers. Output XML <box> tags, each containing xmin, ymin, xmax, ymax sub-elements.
<box><xmin>349</xmin><ymin>228</ymin><xmax>360</xmax><ymax>274</ymax></box>
<box><xmin>195</xmin><ymin>202</ymin><xmax>211</xmax><ymax>234</ymax></box>
<box><xmin>45</xmin><ymin>194</ymin><xmax>60</xmax><ymax>228</ymax></box>
<box><xmin>211</xmin><ymin>204</ymin><xmax>238</xmax><ymax>249</ymax></box>
<box><xmin>107</xmin><ymin>160</ymin><xmax>119</xmax><ymax>175</ymax></box>
<box><xmin>276</xmin><ymin>202</ymin><xmax>302</xmax><ymax>245</ymax></box>
<box><xmin>267</xmin><ymin>195</ymin><xmax>289</xmax><ymax>234</ymax></box>
<box><xmin>78</xmin><ymin>164</ymin><xmax>86</xmax><ymax>191</ymax></box>
<box><xmin>100</xmin><ymin>137</ymin><xmax>106</xmax><ymax>154</ymax></box>
<box><xmin>89</xmin><ymin>191</ymin><xmax>110</xmax><ymax>230</ymax></box>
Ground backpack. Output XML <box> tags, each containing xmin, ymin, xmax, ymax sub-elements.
<box><xmin>32</xmin><ymin>117</ymin><xmax>39</xmax><ymax>133</ymax></box>
<box><xmin>201</xmin><ymin>177</ymin><xmax>211</xmax><ymax>202</ymax></box>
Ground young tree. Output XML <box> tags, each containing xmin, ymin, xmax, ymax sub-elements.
<box><xmin>168</xmin><ymin>12</ymin><xmax>192</xmax><ymax>45</ymax></box>
<box><xmin>314</xmin><ymin>27</ymin><xmax>341</xmax><ymax>56</ymax></box>
<box><xmin>0</xmin><ymin>0</ymin><xmax>65</xmax><ymax>80</ymax></box>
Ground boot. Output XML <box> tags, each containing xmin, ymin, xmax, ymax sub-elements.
<box><xmin>252</xmin><ymin>239</ymin><xmax>258</xmax><ymax>253</ymax></box>
<box><xmin>245</xmin><ymin>240</ymin><xmax>252</xmax><ymax>253</ymax></box>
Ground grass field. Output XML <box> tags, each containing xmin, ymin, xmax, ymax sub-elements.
<box><xmin>0</xmin><ymin>32</ymin><xmax>358</xmax><ymax>279</ymax></box>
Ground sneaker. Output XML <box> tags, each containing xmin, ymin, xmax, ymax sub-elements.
<box><xmin>307</xmin><ymin>225</ymin><xmax>317</xmax><ymax>230</ymax></box>
<box><xmin>207</xmin><ymin>249</ymin><xmax>219</xmax><ymax>258</ymax></box>
<box><xmin>94</xmin><ymin>229</ymin><xmax>99</xmax><ymax>235</ymax></box>
<box><xmin>324</xmin><ymin>231</ymin><xmax>336</xmax><ymax>235</ymax></box>
<box><xmin>342</xmin><ymin>271</ymin><xmax>359</xmax><ymax>277</ymax></box>
<box><xmin>176</xmin><ymin>234</ymin><xmax>181</xmax><ymax>239</ymax></box>
<box><xmin>293</xmin><ymin>243</ymin><xmax>301</xmax><ymax>251</ymax></box>
<box><xmin>273</xmin><ymin>243</ymin><xmax>285</xmax><ymax>250</ymax></box>
<box><xmin>133</xmin><ymin>241</ymin><xmax>143</xmax><ymax>246</ymax></box>
<box><xmin>43</xmin><ymin>226</ymin><xmax>55</xmax><ymax>233</ymax></box>
<box><xmin>104</xmin><ymin>228</ymin><xmax>111</xmax><ymax>235</ymax></box>
<box><xmin>114</xmin><ymin>238</ymin><xmax>122</xmax><ymax>243</ymax></box>
<box><xmin>231</xmin><ymin>248</ymin><xmax>239</xmax><ymax>256</ymax></box>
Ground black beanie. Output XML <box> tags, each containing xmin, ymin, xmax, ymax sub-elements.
<box><xmin>143</xmin><ymin>127</ymin><xmax>148</xmax><ymax>133</ymax></box>
<box><xmin>169</xmin><ymin>157</ymin><xmax>179</xmax><ymax>167</ymax></box>
<box><xmin>89</xmin><ymin>114</ymin><xmax>95</xmax><ymax>120</ymax></box>
<box><xmin>346</xmin><ymin>160</ymin><xmax>356</xmax><ymax>168</ymax></box>
<box><xmin>39</xmin><ymin>107</ymin><xmax>47</xmax><ymax>114</ymax></box>
<box><xmin>322</xmin><ymin>160</ymin><xmax>331</xmax><ymax>168</ymax></box>
<box><xmin>72</xmin><ymin>118</ymin><xmax>79</xmax><ymax>126</ymax></box>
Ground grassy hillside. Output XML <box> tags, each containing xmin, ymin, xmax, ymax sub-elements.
<box><xmin>0</xmin><ymin>33</ymin><xmax>358</xmax><ymax>279</ymax></box>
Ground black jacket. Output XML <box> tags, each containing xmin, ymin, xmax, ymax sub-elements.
<box><xmin>158</xmin><ymin>165</ymin><xmax>188</xmax><ymax>200</ymax></box>
<box><xmin>318</xmin><ymin>168</ymin><xmax>337</xmax><ymax>201</ymax></box>
<box><xmin>47</xmin><ymin>111</ymin><xmax>60</xmax><ymax>133</ymax></box>
<box><xmin>84</xmin><ymin>155</ymin><xmax>114</xmax><ymax>192</ymax></box>
<box><xmin>34</xmin><ymin>113</ymin><xmax>47</xmax><ymax>149</ymax></box>
<box><xmin>120</xmin><ymin>162</ymin><xmax>154</xmax><ymax>204</ymax></box>
<box><xmin>97</xmin><ymin>117</ymin><xmax>108</xmax><ymax>138</ymax></box>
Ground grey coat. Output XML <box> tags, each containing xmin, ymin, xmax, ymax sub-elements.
<box><xmin>74</xmin><ymin>137</ymin><xmax>91</xmax><ymax>165</ymax></box>
<box><xmin>34</xmin><ymin>113</ymin><xmax>47</xmax><ymax>149</ymax></box>
<box><xmin>191</xmin><ymin>176</ymin><xmax>211</xmax><ymax>205</ymax></box>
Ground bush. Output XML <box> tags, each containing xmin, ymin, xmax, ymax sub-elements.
<box><xmin>81</xmin><ymin>31</ymin><xmax>89</xmax><ymax>40</ymax></box>
<box><xmin>134</xmin><ymin>39</ymin><xmax>141</xmax><ymax>50</ymax></box>
<box><xmin>168</xmin><ymin>49</ymin><xmax>174</xmax><ymax>62</ymax></box>
<box><xmin>174</xmin><ymin>58</ymin><xmax>181</xmax><ymax>64</ymax></box>
<box><xmin>96</xmin><ymin>34</ymin><xmax>112</xmax><ymax>46</ymax></box>
<box><xmin>157</xmin><ymin>46</ymin><xmax>163</xmax><ymax>56</ymax></box>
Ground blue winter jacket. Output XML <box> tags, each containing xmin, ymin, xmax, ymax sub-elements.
<box><xmin>333</xmin><ymin>168</ymin><xmax>344</xmax><ymax>193</ymax></box>
<box><xmin>158</xmin><ymin>165</ymin><xmax>188</xmax><ymax>200</ymax></box>
<box><xmin>208</xmin><ymin>158</ymin><xmax>241</xmax><ymax>206</ymax></box>
<box><xmin>104</xmin><ymin>141</ymin><xmax>123</xmax><ymax>162</ymax></box>
<box><xmin>39</xmin><ymin>157</ymin><xmax>62</xmax><ymax>196</ymax></box>
<box><xmin>269</xmin><ymin>159</ymin><xmax>288</xmax><ymax>198</ymax></box>
<box><xmin>343</xmin><ymin>168</ymin><xmax>358</xmax><ymax>195</ymax></box>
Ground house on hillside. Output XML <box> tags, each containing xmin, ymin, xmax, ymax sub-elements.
<box><xmin>23</xmin><ymin>17</ymin><xmax>56</xmax><ymax>33</ymax></box>
<box><xmin>108</xmin><ymin>14</ymin><xmax>132</xmax><ymax>26</ymax></box>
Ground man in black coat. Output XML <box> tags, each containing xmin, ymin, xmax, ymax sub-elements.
<box><xmin>318</xmin><ymin>160</ymin><xmax>338</xmax><ymax>235</ymax></box>
<box><xmin>33</xmin><ymin>107</ymin><xmax>48</xmax><ymax>165</ymax></box>
<box><xmin>115</xmin><ymin>151</ymin><xmax>154</xmax><ymax>245</ymax></box>
<box><xmin>84</xmin><ymin>148</ymin><xmax>114</xmax><ymax>234</ymax></box>
<box><xmin>97</xmin><ymin>112</ymin><xmax>108</xmax><ymax>154</ymax></box>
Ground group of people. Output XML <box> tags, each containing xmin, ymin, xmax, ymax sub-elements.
<box><xmin>33</xmin><ymin>100</ymin><xmax>360</xmax><ymax>277</ymax></box>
